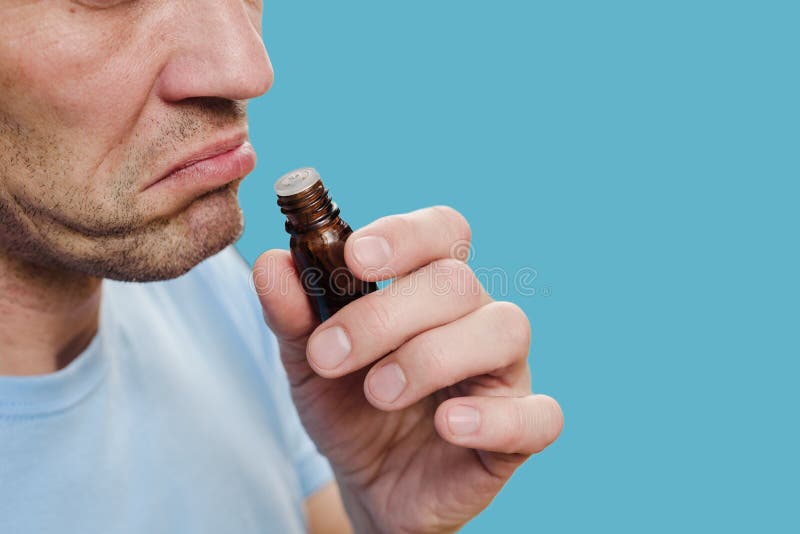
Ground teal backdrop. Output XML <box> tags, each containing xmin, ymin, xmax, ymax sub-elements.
<box><xmin>235</xmin><ymin>2</ymin><xmax>798</xmax><ymax>532</ymax></box>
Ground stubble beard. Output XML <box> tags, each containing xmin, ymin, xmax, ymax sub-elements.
<box><xmin>0</xmin><ymin>178</ymin><xmax>245</xmax><ymax>282</ymax></box>
<box><xmin>0</xmin><ymin>100</ymin><xmax>250</xmax><ymax>283</ymax></box>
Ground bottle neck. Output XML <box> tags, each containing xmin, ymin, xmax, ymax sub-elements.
<box><xmin>277</xmin><ymin>181</ymin><xmax>341</xmax><ymax>235</ymax></box>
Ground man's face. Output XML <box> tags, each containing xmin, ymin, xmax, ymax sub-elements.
<box><xmin>0</xmin><ymin>1</ymin><xmax>273</xmax><ymax>281</ymax></box>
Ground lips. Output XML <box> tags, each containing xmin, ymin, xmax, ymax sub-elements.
<box><xmin>144</xmin><ymin>137</ymin><xmax>257</xmax><ymax>194</ymax></box>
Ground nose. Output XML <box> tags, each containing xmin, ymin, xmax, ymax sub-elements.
<box><xmin>156</xmin><ymin>1</ymin><xmax>274</xmax><ymax>102</ymax></box>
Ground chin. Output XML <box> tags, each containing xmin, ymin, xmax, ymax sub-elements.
<box><xmin>98</xmin><ymin>183</ymin><xmax>245</xmax><ymax>282</ymax></box>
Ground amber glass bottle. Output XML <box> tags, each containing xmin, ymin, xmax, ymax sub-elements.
<box><xmin>275</xmin><ymin>168</ymin><xmax>378</xmax><ymax>322</ymax></box>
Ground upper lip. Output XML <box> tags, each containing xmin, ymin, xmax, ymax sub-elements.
<box><xmin>143</xmin><ymin>131</ymin><xmax>249</xmax><ymax>191</ymax></box>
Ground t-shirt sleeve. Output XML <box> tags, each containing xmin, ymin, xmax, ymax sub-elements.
<box><xmin>262</xmin><ymin>328</ymin><xmax>336</xmax><ymax>498</ymax></box>
<box><xmin>219</xmin><ymin>246</ymin><xmax>335</xmax><ymax>498</ymax></box>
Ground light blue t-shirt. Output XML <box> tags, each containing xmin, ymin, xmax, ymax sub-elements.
<box><xmin>0</xmin><ymin>246</ymin><xmax>334</xmax><ymax>533</ymax></box>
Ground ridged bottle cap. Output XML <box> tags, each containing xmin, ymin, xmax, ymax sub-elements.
<box><xmin>274</xmin><ymin>167</ymin><xmax>321</xmax><ymax>197</ymax></box>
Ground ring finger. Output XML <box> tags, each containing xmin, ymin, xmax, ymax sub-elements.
<box><xmin>363</xmin><ymin>301</ymin><xmax>533</xmax><ymax>411</ymax></box>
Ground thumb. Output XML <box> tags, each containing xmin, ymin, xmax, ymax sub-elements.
<box><xmin>252</xmin><ymin>249</ymin><xmax>320</xmax><ymax>374</ymax></box>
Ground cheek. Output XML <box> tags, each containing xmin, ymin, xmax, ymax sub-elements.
<box><xmin>1</xmin><ymin>9</ymin><xmax>157</xmax><ymax>149</ymax></box>
<box><xmin>14</xmin><ymin>44</ymin><xmax>150</xmax><ymax>138</ymax></box>
<box><xmin>0</xmin><ymin>9</ymin><xmax>161</xmax><ymax>213</ymax></box>
<box><xmin>0</xmin><ymin>15</ymin><xmax>162</xmax><ymax>227</ymax></box>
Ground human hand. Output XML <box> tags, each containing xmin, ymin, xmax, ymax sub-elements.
<box><xmin>253</xmin><ymin>206</ymin><xmax>563</xmax><ymax>533</ymax></box>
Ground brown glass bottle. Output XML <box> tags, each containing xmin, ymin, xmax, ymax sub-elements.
<box><xmin>275</xmin><ymin>168</ymin><xmax>378</xmax><ymax>323</ymax></box>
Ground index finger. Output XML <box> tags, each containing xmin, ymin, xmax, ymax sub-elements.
<box><xmin>344</xmin><ymin>205</ymin><xmax>472</xmax><ymax>282</ymax></box>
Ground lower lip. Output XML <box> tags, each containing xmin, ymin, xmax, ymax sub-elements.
<box><xmin>149</xmin><ymin>142</ymin><xmax>257</xmax><ymax>194</ymax></box>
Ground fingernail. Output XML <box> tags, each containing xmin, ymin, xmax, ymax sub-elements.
<box><xmin>352</xmin><ymin>236</ymin><xmax>392</xmax><ymax>269</ymax></box>
<box><xmin>447</xmin><ymin>405</ymin><xmax>481</xmax><ymax>436</ymax></box>
<box><xmin>308</xmin><ymin>326</ymin><xmax>351</xmax><ymax>369</ymax></box>
<box><xmin>368</xmin><ymin>362</ymin><xmax>407</xmax><ymax>403</ymax></box>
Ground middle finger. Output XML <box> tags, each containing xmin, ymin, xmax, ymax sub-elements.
<box><xmin>306</xmin><ymin>258</ymin><xmax>491</xmax><ymax>378</ymax></box>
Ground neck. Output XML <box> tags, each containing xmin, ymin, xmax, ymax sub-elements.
<box><xmin>0</xmin><ymin>253</ymin><xmax>101</xmax><ymax>376</ymax></box>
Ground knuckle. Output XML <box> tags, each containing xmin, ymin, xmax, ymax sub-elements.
<box><xmin>488</xmin><ymin>301</ymin><xmax>531</xmax><ymax>352</ymax></box>
<box><xmin>427</xmin><ymin>258</ymin><xmax>483</xmax><ymax>303</ymax></box>
<box><xmin>430</xmin><ymin>205</ymin><xmax>472</xmax><ymax>244</ymax></box>
<box><xmin>357</xmin><ymin>295</ymin><xmax>396</xmax><ymax>339</ymax></box>
<box><xmin>429</xmin><ymin>257</ymin><xmax>475</xmax><ymax>283</ymax></box>
<box><xmin>414</xmin><ymin>333</ymin><xmax>455</xmax><ymax>385</ymax></box>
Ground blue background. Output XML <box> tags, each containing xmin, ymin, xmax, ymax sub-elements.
<box><xmin>236</xmin><ymin>2</ymin><xmax>799</xmax><ymax>532</ymax></box>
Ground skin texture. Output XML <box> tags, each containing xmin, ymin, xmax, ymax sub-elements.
<box><xmin>0</xmin><ymin>1</ymin><xmax>269</xmax><ymax>281</ymax></box>
<box><xmin>2</xmin><ymin>1</ymin><xmax>563</xmax><ymax>531</ymax></box>
<box><xmin>255</xmin><ymin>206</ymin><xmax>564</xmax><ymax>533</ymax></box>
<box><xmin>0</xmin><ymin>0</ymin><xmax>271</xmax><ymax>374</ymax></box>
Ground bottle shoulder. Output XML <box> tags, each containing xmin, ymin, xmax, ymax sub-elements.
<box><xmin>290</xmin><ymin>218</ymin><xmax>353</xmax><ymax>245</ymax></box>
